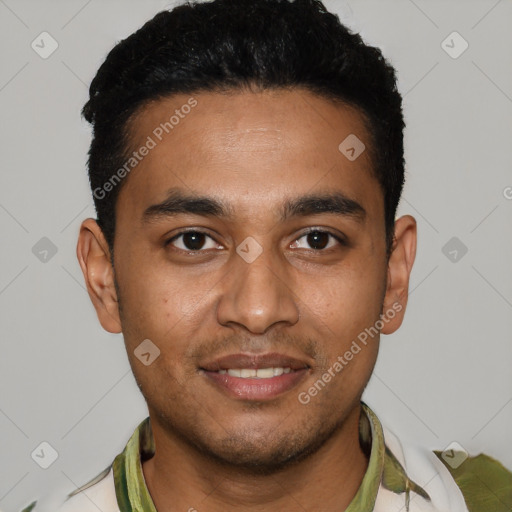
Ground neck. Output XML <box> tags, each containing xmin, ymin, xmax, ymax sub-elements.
<box><xmin>142</xmin><ymin>404</ymin><xmax>369</xmax><ymax>511</ymax></box>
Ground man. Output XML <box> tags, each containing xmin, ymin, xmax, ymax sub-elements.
<box><xmin>22</xmin><ymin>0</ymin><xmax>511</xmax><ymax>510</ymax></box>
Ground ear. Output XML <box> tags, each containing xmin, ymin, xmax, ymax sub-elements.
<box><xmin>381</xmin><ymin>215</ymin><xmax>417</xmax><ymax>335</ymax></box>
<box><xmin>76</xmin><ymin>218</ymin><xmax>122</xmax><ymax>333</ymax></box>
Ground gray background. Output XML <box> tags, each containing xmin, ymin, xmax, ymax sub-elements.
<box><xmin>1</xmin><ymin>0</ymin><xmax>511</xmax><ymax>510</ymax></box>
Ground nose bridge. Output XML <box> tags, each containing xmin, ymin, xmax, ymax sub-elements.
<box><xmin>216</xmin><ymin>240</ymin><xmax>300</xmax><ymax>333</ymax></box>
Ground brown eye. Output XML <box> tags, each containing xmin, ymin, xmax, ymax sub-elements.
<box><xmin>166</xmin><ymin>231</ymin><xmax>220</xmax><ymax>252</ymax></box>
<box><xmin>290</xmin><ymin>230</ymin><xmax>345</xmax><ymax>251</ymax></box>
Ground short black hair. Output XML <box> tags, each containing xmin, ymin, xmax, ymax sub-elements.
<box><xmin>82</xmin><ymin>0</ymin><xmax>405</xmax><ymax>256</ymax></box>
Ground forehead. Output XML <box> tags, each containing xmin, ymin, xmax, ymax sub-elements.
<box><xmin>116</xmin><ymin>89</ymin><xmax>381</xmax><ymax>223</ymax></box>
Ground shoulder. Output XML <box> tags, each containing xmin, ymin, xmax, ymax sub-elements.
<box><xmin>434</xmin><ymin>449</ymin><xmax>512</xmax><ymax>512</ymax></box>
<box><xmin>20</xmin><ymin>466</ymin><xmax>120</xmax><ymax>512</ymax></box>
<box><xmin>382</xmin><ymin>425</ymin><xmax>512</xmax><ymax>512</ymax></box>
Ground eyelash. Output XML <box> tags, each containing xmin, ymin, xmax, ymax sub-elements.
<box><xmin>164</xmin><ymin>228</ymin><xmax>347</xmax><ymax>254</ymax></box>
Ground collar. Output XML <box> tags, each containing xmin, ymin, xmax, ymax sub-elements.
<box><xmin>111</xmin><ymin>402</ymin><xmax>423</xmax><ymax>511</ymax></box>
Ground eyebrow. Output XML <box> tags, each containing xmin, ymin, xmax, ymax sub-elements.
<box><xmin>142</xmin><ymin>188</ymin><xmax>366</xmax><ymax>224</ymax></box>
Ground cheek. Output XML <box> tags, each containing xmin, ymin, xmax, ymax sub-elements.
<box><xmin>298</xmin><ymin>263</ymin><xmax>385</xmax><ymax>336</ymax></box>
<box><xmin>117</xmin><ymin>257</ymin><xmax>193</xmax><ymax>322</ymax></box>
<box><xmin>120</xmin><ymin>245</ymin><xmax>222</xmax><ymax>309</ymax></box>
<box><xmin>117</xmin><ymin>264</ymin><xmax>216</xmax><ymax>369</ymax></box>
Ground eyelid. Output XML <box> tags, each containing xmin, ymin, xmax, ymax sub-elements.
<box><xmin>298</xmin><ymin>226</ymin><xmax>347</xmax><ymax>241</ymax></box>
<box><xmin>293</xmin><ymin>227</ymin><xmax>348</xmax><ymax>248</ymax></box>
<box><xmin>165</xmin><ymin>228</ymin><xmax>222</xmax><ymax>248</ymax></box>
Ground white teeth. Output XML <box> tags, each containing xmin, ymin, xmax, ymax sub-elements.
<box><xmin>219</xmin><ymin>367</ymin><xmax>292</xmax><ymax>379</ymax></box>
<box><xmin>256</xmin><ymin>368</ymin><xmax>274</xmax><ymax>379</ymax></box>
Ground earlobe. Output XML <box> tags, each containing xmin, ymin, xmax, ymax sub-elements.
<box><xmin>76</xmin><ymin>219</ymin><xmax>122</xmax><ymax>333</ymax></box>
<box><xmin>381</xmin><ymin>215</ymin><xmax>417</xmax><ymax>335</ymax></box>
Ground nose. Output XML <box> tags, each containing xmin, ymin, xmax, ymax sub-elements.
<box><xmin>216</xmin><ymin>243</ymin><xmax>300</xmax><ymax>335</ymax></box>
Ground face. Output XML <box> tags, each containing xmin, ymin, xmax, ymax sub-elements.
<box><xmin>78</xmin><ymin>89</ymin><xmax>416</xmax><ymax>472</ymax></box>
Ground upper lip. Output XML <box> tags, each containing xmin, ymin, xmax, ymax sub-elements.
<box><xmin>200</xmin><ymin>352</ymin><xmax>311</xmax><ymax>372</ymax></box>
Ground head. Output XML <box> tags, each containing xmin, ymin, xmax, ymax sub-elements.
<box><xmin>77</xmin><ymin>0</ymin><xmax>416</xmax><ymax>473</ymax></box>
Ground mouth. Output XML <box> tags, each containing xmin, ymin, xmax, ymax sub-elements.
<box><xmin>217</xmin><ymin>367</ymin><xmax>293</xmax><ymax>378</ymax></box>
<box><xmin>199</xmin><ymin>352</ymin><xmax>311</xmax><ymax>401</ymax></box>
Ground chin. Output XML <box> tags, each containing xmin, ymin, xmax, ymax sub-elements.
<box><xmin>190</xmin><ymin>420</ymin><xmax>342</xmax><ymax>475</ymax></box>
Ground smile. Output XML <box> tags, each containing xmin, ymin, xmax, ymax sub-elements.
<box><xmin>217</xmin><ymin>367</ymin><xmax>292</xmax><ymax>378</ymax></box>
<box><xmin>199</xmin><ymin>352</ymin><xmax>311</xmax><ymax>400</ymax></box>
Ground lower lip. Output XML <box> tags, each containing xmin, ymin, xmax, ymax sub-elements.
<box><xmin>202</xmin><ymin>369</ymin><xmax>309</xmax><ymax>401</ymax></box>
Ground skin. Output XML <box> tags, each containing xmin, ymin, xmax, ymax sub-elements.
<box><xmin>77</xmin><ymin>88</ymin><xmax>416</xmax><ymax>511</ymax></box>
